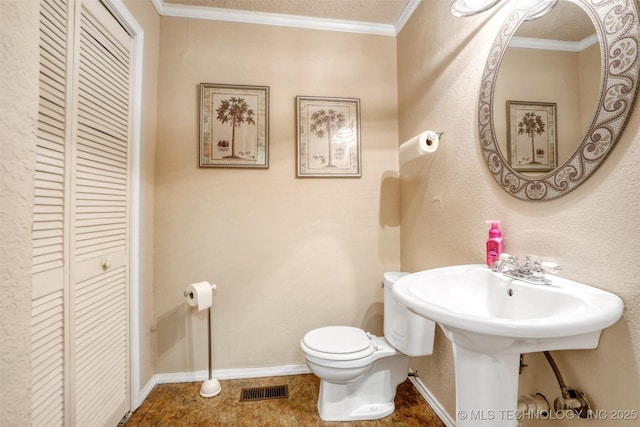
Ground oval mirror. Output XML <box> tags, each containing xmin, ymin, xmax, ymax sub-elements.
<box><xmin>479</xmin><ymin>0</ymin><xmax>640</xmax><ymax>201</ymax></box>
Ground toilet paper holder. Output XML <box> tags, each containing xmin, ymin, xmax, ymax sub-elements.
<box><xmin>183</xmin><ymin>282</ymin><xmax>220</xmax><ymax>398</ymax></box>
<box><xmin>399</xmin><ymin>130</ymin><xmax>443</xmax><ymax>164</ymax></box>
<box><xmin>183</xmin><ymin>283</ymin><xmax>217</xmax><ymax>298</ymax></box>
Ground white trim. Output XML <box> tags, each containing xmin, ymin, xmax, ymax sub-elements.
<box><xmin>509</xmin><ymin>33</ymin><xmax>598</xmax><ymax>52</ymax></box>
<box><xmin>138</xmin><ymin>377</ymin><xmax>157</xmax><ymax>405</ymax></box>
<box><xmin>139</xmin><ymin>364</ymin><xmax>312</xmax><ymax>402</ymax></box>
<box><xmin>151</xmin><ymin>0</ymin><xmax>420</xmax><ymax>36</ymax></box>
<box><xmin>129</xmin><ymin>31</ymin><xmax>144</xmax><ymax>412</ymax></box>
<box><xmin>395</xmin><ymin>0</ymin><xmax>422</xmax><ymax>34</ymax></box>
<box><xmin>409</xmin><ymin>375</ymin><xmax>456</xmax><ymax>427</ymax></box>
<box><xmin>100</xmin><ymin>0</ymin><xmax>145</xmax><ymax>412</ymax></box>
<box><xmin>157</xmin><ymin>364</ymin><xmax>312</xmax><ymax>384</ymax></box>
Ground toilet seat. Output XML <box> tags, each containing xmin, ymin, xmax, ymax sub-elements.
<box><xmin>302</xmin><ymin>326</ymin><xmax>374</xmax><ymax>361</ymax></box>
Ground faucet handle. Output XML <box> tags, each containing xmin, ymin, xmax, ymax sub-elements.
<box><xmin>539</xmin><ymin>261</ymin><xmax>562</xmax><ymax>274</ymax></box>
<box><xmin>499</xmin><ymin>253</ymin><xmax>517</xmax><ymax>262</ymax></box>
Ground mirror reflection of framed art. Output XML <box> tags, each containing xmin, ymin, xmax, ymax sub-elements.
<box><xmin>506</xmin><ymin>101</ymin><xmax>557</xmax><ymax>173</ymax></box>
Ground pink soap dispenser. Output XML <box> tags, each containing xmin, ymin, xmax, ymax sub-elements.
<box><xmin>486</xmin><ymin>221</ymin><xmax>504</xmax><ymax>267</ymax></box>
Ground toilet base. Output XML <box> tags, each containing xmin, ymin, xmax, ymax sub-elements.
<box><xmin>316</xmin><ymin>352</ymin><xmax>409</xmax><ymax>421</ymax></box>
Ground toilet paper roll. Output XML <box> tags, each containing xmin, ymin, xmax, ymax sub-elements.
<box><xmin>399</xmin><ymin>131</ymin><xmax>439</xmax><ymax>163</ymax></box>
<box><xmin>185</xmin><ymin>281</ymin><xmax>215</xmax><ymax>311</ymax></box>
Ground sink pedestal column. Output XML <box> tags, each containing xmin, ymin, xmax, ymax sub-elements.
<box><xmin>453</xmin><ymin>344</ymin><xmax>520</xmax><ymax>427</ymax></box>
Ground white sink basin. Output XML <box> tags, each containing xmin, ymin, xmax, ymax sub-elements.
<box><xmin>392</xmin><ymin>264</ymin><xmax>624</xmax><ymax>426</ymax></box>
<box><xmin>392</xmin><ymin>264</ymin><xmax>623</xmax><ymax>353</ymax></box>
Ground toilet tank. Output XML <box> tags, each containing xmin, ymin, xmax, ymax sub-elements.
<box><xmin>383</xmin><ymin>272</ymin><xmax>435</xmax><ymax>357</ymax></box>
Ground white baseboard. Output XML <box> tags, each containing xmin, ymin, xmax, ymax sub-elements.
<box><xmin>138</xmin><ymin>364</ymin><xmax>453</xmax><ymax>427</ymax></box>
<box><xmin>138</xmin><ymin>377</ymin><xmax>156</xmax><ymax>407</ymax></box>
<box><xmin>137</xmin><ymin>364</ymin><xmax>311</xmax><ymax>407</ymax></box>
<box><xmin>409</xmin><ymin>375</ymin><xmax>456</xmax><ymax>427</ymax></box>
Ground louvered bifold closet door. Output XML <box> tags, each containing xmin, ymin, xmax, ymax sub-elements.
<box><xmin>33</xmin><ymin>0</ymin><xmax>132</xmax><ymax>425</ymax></box>
<box><xmin>71</xmin><ymin>1</ymin><xmax>132</xmax><ymax>426</ymax></box>
<box><xmin>32</xmin><ymin>0</ymin><xmax>69</xmax><ymax>425</ymax></box>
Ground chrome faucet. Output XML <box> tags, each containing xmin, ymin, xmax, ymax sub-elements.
<box><xmin>491</xmin><ymin>253</ymin><xmax>561</xmax><ymax>285</ymax></box>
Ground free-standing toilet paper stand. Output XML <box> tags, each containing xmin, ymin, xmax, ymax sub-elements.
<box><xmin>199</xmin><ymin>306</ymin><xmax>221</xmax><ymax>397</ymax></box>
<box><xmin>184</xmin><ymin>284</ymin><xmax>221</xmax><ymax>398</ymax></box>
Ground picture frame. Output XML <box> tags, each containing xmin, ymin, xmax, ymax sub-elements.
<box><xmin>296</xmin><ymin>96</ymin><xmax>361</xmax><ymax>178</ymax></box>
<box><xmin>200</xmin><ymin>83</ymin><xmax>269</xmax><ymax>168</ymax></box>
<box><xmin>506</xmin><ymin>101</ymin><xmax>557</xmax><ymax>172</ymax></box>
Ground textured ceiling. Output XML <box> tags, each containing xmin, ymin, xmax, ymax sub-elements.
<box><xmin>515</xmin><ymin>1</ymin><xmax>595</xmax><ymax>42</ymax></box>
<box><xmin>163</xmin><ymin>0</ymin><xmax>412</xmax><ymax>25</ymax></box>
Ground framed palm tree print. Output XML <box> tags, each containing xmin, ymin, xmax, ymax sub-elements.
<box><xmin>200</xmin><ymin>83</ymin><xmax>269</xmax><ymax>168</ymax></box>
<box><xmin>296</xmin><ymin>96</ymin><xmax>361</xmax><ymax>177</ymax></box>
<box><xmin>506</xmin><ymin>101</ymin><xmax>557</xmax><ymax>173</ymax></box>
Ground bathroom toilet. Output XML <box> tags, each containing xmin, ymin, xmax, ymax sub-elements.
<box><xmin>300</xmin><ymin>272</ymin><xmax>436</xmax><ymax>421</ymax></box>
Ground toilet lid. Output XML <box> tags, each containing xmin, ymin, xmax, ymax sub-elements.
<box><xmin>302</xmin><ymin>326</ymin><xmax>374</xmax><ymax>360</ymax></box>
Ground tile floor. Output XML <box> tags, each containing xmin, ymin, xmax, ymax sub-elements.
<box><xmin>122</xmin><ymin>374</ymin><xmax>446</xmax><ymax>426</ymax></box>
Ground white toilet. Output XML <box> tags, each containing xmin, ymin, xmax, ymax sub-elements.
<box><xmin>300</xmin><ymin>272</ymin><xmax>436</xmax><ymax>421</ymax></box>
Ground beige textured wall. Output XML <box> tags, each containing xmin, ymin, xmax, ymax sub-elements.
<box><xmin>0</xmin><ymin>1</ymin><xmax>38</xmax><ymax>423</ymax></box>
<box><xmin>579</xmin><ymin>42</ymin><xmax>601</xmax><ymax>129</ymax></box>
<box><xmin>398</xmin><ymin>1</ymin><xmax>640</xmax><ymax>425</ymax></box>
<box><xmin>154</xmin><ymin>18</ymin><xmax>399</xmax><ymax>373</ymax></box>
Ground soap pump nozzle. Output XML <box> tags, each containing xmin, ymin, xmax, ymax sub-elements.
<box><xmin>486</xmin><ymin>220</ymin><xmax>502</xmax><ymax>238</ymax></box>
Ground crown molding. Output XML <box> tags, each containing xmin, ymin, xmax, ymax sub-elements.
<box><xmin>509</xmin><ymin>33</ymin><xmax>598</xmax><ymax>52</ymax></box>
<box><xmin>395</xmin><ymin>0</ymin><xmax>422</xmax><ymax>34</ymax></box>
<box><xmin>151</xmin><ymin>0</ymin><xmax>421</xmax><ymax>36</ymax></box>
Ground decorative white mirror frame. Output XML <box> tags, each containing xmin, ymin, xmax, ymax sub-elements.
<box><xmin>479</xmin><ymin>0</ymin><xmax>640</xmax><ymax>201</ymax></box>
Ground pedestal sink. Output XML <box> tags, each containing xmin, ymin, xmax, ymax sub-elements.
<box><xmin>392</xmin><ymin>264</ymin><xmax>623</xmax><ymax>427</ymax></box>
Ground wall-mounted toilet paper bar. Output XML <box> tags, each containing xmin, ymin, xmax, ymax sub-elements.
<box><xmin>183</xmin><ymin>282</ymin><xmax>217</xmax><ymax>298</ymax></box>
